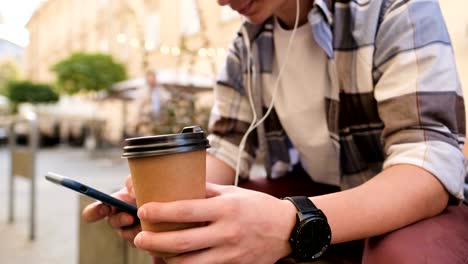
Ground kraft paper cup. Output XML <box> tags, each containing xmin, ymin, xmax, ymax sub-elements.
<box><xmin>122</xmin><ymin>126</ymin><xmax>210</xmax><ymax>257</ymax></box>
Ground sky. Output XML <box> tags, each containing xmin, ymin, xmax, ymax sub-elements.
<box><xmin>0</xmin><ymin>0</ymin><xmax>45</xmax><ymax>47</ymax></box>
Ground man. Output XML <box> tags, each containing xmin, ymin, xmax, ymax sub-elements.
<box><xmin>83</xmin><ymin>0</ymin><xmax>468</xmax><ymax>263</ymax></box>
<box><xmin>136</xmin><ymin>71</ymin><xmax>171</xmax><ymax>135</ymax></box>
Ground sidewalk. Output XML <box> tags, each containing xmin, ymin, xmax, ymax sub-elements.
<box><xmin>0</xmin><ymin>146</ymin><xmax>129</xmax><ymax>264</ymax></box>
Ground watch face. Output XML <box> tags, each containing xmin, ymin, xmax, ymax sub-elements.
<box><xmin>296</xmin><ymin>217</ymin><xmax>331</xmax><ymax>260</ymax></box>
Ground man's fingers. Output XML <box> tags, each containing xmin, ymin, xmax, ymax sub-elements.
<box><xmin>205</xmin><ymin>182</ymin><xmax>223</xmax><ymax>198</ymax></box>
<box><xmin>138</xmin><ymin>183</ymin><xmax>229</xmax><ymax>223</ymax></box>
<box><xmin>138</xmin><ymin>198</ymin><xmax>222</xmax><ymax>223</ymax></box>
<box><xmin>82</xmin><ymin>186</ymin><xmax>136</xmax><ymax>223</ymax></box>
<box><xmin>165</xmin><ymin>248</ymin><xmax>226</xmax><ymax>264</ymax></box>
<box><xmin>134</xmin><ymin>225</ymin><xmax>222</xmax><ymax>254</ymax></box>
<box><xmin>114</xmin><ymin>188</ymin><xmax>136</xmax><ymax>204</ymax></box>
<box><xmin>125</xmin><ymin>175</ymin><xmax>136</xmax><ymax>200</ymax></box>
<box><xmin>82</xmin><ymin>202</ymin><xmax>110</xmax><ymax>223</ymax></box>
<box><xmin>108</xmin><ymin>212</ymin><xmax>137</xmax><ymax>228</ymax></box>
<box><xmin>84</xmin><ymin>184</ymin><xmax>224</xmax><ymax>224</ymax></box>
<box><xmin>119</xmin><ymin>225</ymin><xmax>142</xmax><ymax>247</ymax></box>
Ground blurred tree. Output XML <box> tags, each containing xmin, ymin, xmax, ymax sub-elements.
<box><xmin>0</xmin><ymin>59</ymin><xmax>21</xmax><ymax>95</ymax></box>
<box><xmin>51</xmin><ymin>53</ymin><xmax>127</xmax><ymax>94</ymax></box>
<box><xmin>6</xmin><ymin>81</ymin><xmax>59</xmax><ymax>112</ymax></box>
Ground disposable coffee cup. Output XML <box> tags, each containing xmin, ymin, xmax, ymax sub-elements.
<box><xmin>122</xmin><ymin>126</ymin><xmax>210</xmax><ymax>257</ymax></box>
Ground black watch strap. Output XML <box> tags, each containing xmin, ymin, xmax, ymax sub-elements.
<box><xmin>283</xmin><ymin>196</ymin><xmax>320</xmax><ymax>214</ymax></box>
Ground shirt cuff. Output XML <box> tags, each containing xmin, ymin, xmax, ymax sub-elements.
<box><xmin>207</xmin><ymin>134</ymin><xmax>255</xmax><ymax>180</ymax></box>
<box><xmin>383</xmin><ymin>141</ymin><xmax>466</xmax><ymax>201</ymax></box>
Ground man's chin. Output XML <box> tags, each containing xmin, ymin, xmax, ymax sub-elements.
<box><xmin>244</xmin><ymin>14</ymin><xmax>268</xmax><ymax>25</ymax></box>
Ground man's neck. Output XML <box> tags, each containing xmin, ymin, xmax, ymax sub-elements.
<box><xmin>274</xmin><ymin>0</ymin><xmax>314</xmax><ymax>30</ymax></box>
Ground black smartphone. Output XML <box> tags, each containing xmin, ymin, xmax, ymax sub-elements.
<box><xmin>45</xmin><ymin>172</ymin><xmax>138</xmax><ymax>218</ymax></box>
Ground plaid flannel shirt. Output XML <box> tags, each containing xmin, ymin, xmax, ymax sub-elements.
<box><xmin>208</xmin><ymin>0</ymin><xmax>466</xmax><ymax>200</ymax></box>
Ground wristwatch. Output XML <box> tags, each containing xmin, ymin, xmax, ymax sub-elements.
<box><xmin>283</xmin><ymin>196</ymin><xmax>332</xmax><ymax>262</ymax></box>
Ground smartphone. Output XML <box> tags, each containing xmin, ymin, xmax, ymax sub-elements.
<box><xmin>45</xmin><ymin>172</ymin><xmax>138</xmax><ymax>218</ymax></box>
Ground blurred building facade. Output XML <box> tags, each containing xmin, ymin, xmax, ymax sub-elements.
<box><xmin>24</xmin><ymin>0</ymin><xmax>242</xmax><ymax>144</ymax></box>
<box><xmin>25</xmin><ymin>0</ymin><xmax>242</xmax><ymax>82</ymax></box>
<box><xmin>23</xmin><ymin>1</ymin><xmax>468</xmax><ymax>144</ymax></box>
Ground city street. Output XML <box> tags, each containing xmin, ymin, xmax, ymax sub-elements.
<box><xmin>0</xmin><ymin>146</ymin><xmax>129</xmax><ymax>264</ymax></box>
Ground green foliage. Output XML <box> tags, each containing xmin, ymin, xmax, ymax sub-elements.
<box><xmin>0</xmin><ymin>60</ymin><xmax>21</xmax><ymax>95</ymax></box>
<box><xmin>6</xmin><ymin>81</ymin><xmax>59</xmax><ymax>104</ymax></box>
<box><xmin>51</xmin><ymin>52</ymin><xmax>127</xmax><ymax>94</ymax></box>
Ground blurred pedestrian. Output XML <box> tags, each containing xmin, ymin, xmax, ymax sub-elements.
<box><xmin>135</xmin><ymin>71</ymin><xmax>171</xmax><ymax>135</ymax></box>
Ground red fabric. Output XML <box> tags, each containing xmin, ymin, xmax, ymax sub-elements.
<box><xmin>363</xmin><ymin>202</ymin><xmax>468</xmax><ymax>264</ymax></box>
<box><xmin>239</xmin><ymin>165</ymin><xmax>340</xmax><ymax>198</ymax></box>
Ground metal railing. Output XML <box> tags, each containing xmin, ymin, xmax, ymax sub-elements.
<box><xmin>7</xmin><ymin>112</ymin><xmax>38</xmax><ymax>241</ymax></box>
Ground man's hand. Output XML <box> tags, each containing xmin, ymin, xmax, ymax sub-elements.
<box><xmin>81</xmin><ymin>176</ymin><xmax>141</xmax><ymax>247</ymax></box>
<box><xmin>134</xmin><ymin>183</ymin><xmax>297</xmax><ymax>264</ymax></box>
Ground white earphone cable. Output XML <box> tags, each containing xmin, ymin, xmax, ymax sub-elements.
<box><xmin>234</xmin><ymin>0</ymin><xmax>301</xmax><ymax>186</ymax></box>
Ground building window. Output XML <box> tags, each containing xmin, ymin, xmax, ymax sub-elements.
<box><xmin>179</xmin><ymin>0</ymin><xmax>200</xmax><ymax>35</ymax></box>
<box><xmin>220</xmin><ymin>6</ymin><xmax>240</xmax><ymax>22</ymax></box>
